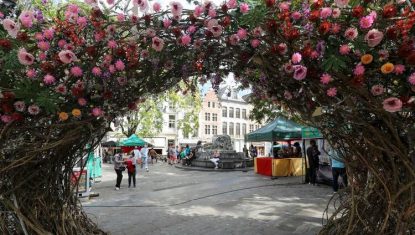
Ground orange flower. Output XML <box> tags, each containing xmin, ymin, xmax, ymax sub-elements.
<box><xmin>71</xmin><ymin>108</ymin><xmax>81</xmax><ymax>118</ymax></box>
<box><xmin>381</xmin><ymin>62</ymin><xmax>394</xmax><ymax>74</ymax></box>
<box><xmin>361</xmin><ymin>54</ymin><xmax>373</xmax><ymax>64</ymax></box>
<box><xmin>58</xmin><ymin>112</ymin><xmax>69</xmax><ymax>121</ymax></box>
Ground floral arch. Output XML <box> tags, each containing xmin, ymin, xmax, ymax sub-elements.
<box><xmin>0</xmin><ymin>0</ymin><xmax>414</xmax><ymax>234</ymax></box>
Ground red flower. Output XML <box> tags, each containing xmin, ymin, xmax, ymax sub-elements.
<box><xmin>0</xmin><ymin>39</ymin><xmax>12</xmax><ymax>51</ymax></box>
<box><xmin>406</xmin><ymin>51</ymin><xmax>415</xmax><ymax>65</ymax></box>
<box><xmin>221</xmin><ymin>4</ymin><xmax>228</xmax><ymax>13</ymax></box>
<box><xmin>383</xmin><ymin>5</ymin><xmax>397</xmax><ymax>18</ymax></box>
<box><xmin>221</xmin><ymin>16</ymin><xmax>231</xmax><ymax>28</ymax></box>
<box><xmin>266</xmin><ymin>19</ymin><xmax>278</xmax><ymax>32</ymax></box>
<box><xmin>309</xmin><ymin>10</ymin><xmax>320</xmax><ymax>21</ymax></box>
<box><xmin>319</xmin><ymin>21</ymin><xmax>331</xmax><ymax>35</ymax></box>
<box><xmin>16</xmin><ymin>32</ymin><xmax>29</xmax><ymax>41</ymax></box>
<box><xmin>311</xmin><ymin>0</ymin><xmax>323</xmax><ymax>9</ymax></box>
<box><xmin>2</xmin><ymin>91</ymin><xmax>15</xmax><ymax>101</ymax></box>
<box><xmin>352</xmin><ymin>6</ymin><xmax>364</xmax><ymax>18</ymax></box>
<box><xmin>116</xmin><ymin>48</ymin><xmax>125</xmax><ymax>57</ymax></box>
<box><xmin>11</xmin><ymin>112</ymin><xmax>23</xmax><ymax>122</ymax></box>
<box><xmin>1</xmin><ymin>103</ymin><xmax>14</xmax><ymax>113</ymax></box>
<box><xmin>386</xmin><ymin>27</ymin><xmax>398</xmax><ymax>39</ymax></box>
<box><xmin>71</xmin><ymin>87</ymin><xmax>84</xmax><ymax>98</ymax></box>
<box><xmin>86</xmin><ymin>46</ymin><xmax>97</xmax><ymax>57</ymax></box>
<box><xmin>143</xmin><ymin>15</ymin><xmax>151</xmax><ymax>24</ymax></box>
<box><xmin>398</xmin><ymin>41</ymin><xmax>414</xmax><ymax>58</ymax></box>
<box><xmin>265</xmin><ymin>0</ymin><xmax>275</xmax><ymax>8</ymax></box>
<box><xmin>172</xmin><ymin>27</ymin><xmax>182</xmax><ymax>37</ymax></box>
<box><xmin>41</xmin><ymin>62</ymin><xmax>54</xmax><ymax>73</ymax></box>
<box><xmin>103</xmin><ymin>91</ymin><xmax>113</xmax><ymax>100</ymax></box>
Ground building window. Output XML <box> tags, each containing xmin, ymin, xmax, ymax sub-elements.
<box><xmin>229</xmin><ymin>122</ymin><xmax>234</xmax><ymax>136</ymax></box>
<box><xmin>205</xmin><ymin>113</ymin><xmax>210</xmax><ymax>121</ymax></box>
<box><xmin>212</xmin><ymin>125</ymin><xmax>217</xmax><ymax>135</ymax></box>
<box><xmin>168</xmin><ymin>102</ymin><xmax>175</xmax><ymax>110</ymax></box>
<box><xmin>242</xmin><ymin>109</ymin><xmax>247</xmax><ymax>119</ymax></box>
<box><xmin>249</xmin><ymin>124</ymin><xmax>254</xmax><ymax>132</ymax></box>
<box><xmin>229</xmin><ymin>107</ymin><xmax>234</xmax><ymax>118</ymax></box>
<box><xmin>212</xmin><ymin>102</ymin><xmax>215</xmax><ymax>108</ymax></box>
<box><xmin>205</xmin><ymin>125</ymin><xmax>210</xmax><ymax>135</ymax></box>
<box><xmin>222</xmin><ymin>107</ymin><xmax>227</xmax><ymax>117</ymax></box>
<box><xmin>236</xmin><ymin>123</ymin><xmax>240</xmax><ymax>136</ymax></box>
<box><xmin>236</xmin><ymin>108</ymin><xmax>240</xmax><ymax>118</ymax></box>
<box><xmin>242</xmin><ymin>124</ymin><xmax>247</xmax><ymax>135</ymax></box>
<box><xmin>208</xmin><ymin>102</ymin><xmax>211</xmax><ymax>107</ymax></box>
<box><xmin>169</xmin><ymin>115</ymin><xmax>175</xmax><ymax>128</ymax></box>
<box><xmin>255</xmin><ymin>125</ymin><xmax>259</xmax><ymax>130</ymax></box>
<box><xmin>222</xmin><ymin>122</ymin><xmax>227</xmax><ymax>135</ymax></box>
<box><xmin>212</xmin><ymin>113</ymin><xmax>218</xmax><ymax>121</ymax></box>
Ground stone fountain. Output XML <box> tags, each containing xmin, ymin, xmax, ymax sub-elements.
<box><xmin>191</xmin><ymin>135</ymin><xmax>253</xmax><ymax>169</ymax></box>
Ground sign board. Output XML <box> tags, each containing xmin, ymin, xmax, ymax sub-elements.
<box><xmin>71</xmin><ymin>168</ymin><xmax>89</xmax><ymax>195</ymax></box>
<box><xmin>301</xmin><ymin>127</ymin><xmax>323</xmax><ymax>139</ymax></box>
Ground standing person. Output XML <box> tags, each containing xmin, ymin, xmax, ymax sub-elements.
<box><xmin>293</xmin><ymin>142</ymin><xmax>302</xmax><ymax>158</ymax></box>
<box><xmin>272</xmin><ymin>142</ymin><xmax>280</xmax><ymax>158</ymax></box>
<box><xmin>168</xmin><ymin>144</ymin><xmax>177</xmax><ymax>165</ymax></box>
<box><xmin>126</xmin><ymin>152</ymin><xmax>137</xmax><ymax>188</ymax></box>
<box><xmin>243</xmin><ymin>145</ymin><xmax>249</xmax><ymax>158</ymax></box>
<box><xmin>141</xmin><ymin>144</ymin><xmax>149</xmax><ymax>172</ymax></box>
<box><xmin>113</xmin><ymin>153</ymin><xmax>124</xmax><ymax>190</ymax></box>
<box><xmin>185</xmin><ymin>144</ymin><xmax>191</xmax><ymax>157</ymax></box>
<box><xmin>253</xmin><ymin>146</ymin><xmax>258</xmax><ymax>158</ymax></box>
<box><xmin>149</xmin><ymin>147</ymin><xmax>158</xmax><ymax>164</ymax></box>
<box><xmin>133</xmin><ymin>147</ymin><xmax>141</xmax><ymax>165</ymax></box>
<box><xmin>306</xmin><ymin>140</ymin><xmax>321</xmax><ymax>186</ymax></box>
<box><xmin>329</xmin><ymin>144</ymin><xmax>348</xmax><ymax>192</ymax></box>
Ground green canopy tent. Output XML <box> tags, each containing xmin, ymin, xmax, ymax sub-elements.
<box><xmin>245</xmin><ymin>117</ymin><xmax>304</xmax><ymax>142</ymax></box>
<box><xmin>120</xmin><ymin>134</ymin><xmax>150</xmax><ymax>147</ymax></box>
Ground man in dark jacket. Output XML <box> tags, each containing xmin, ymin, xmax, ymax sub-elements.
<box><xmin>306</xmin><ymin>140</ymin><xmax>321</xmax><ymax>186</ymax></box>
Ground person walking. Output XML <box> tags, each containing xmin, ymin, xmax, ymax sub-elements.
<box><xmin>306</xmin><ymin>139</ymin><xmax>321</xmax><ymax>186</ymax></box>
<box><xmin>113</xmin><ymin>153</ymin><xmax>125</xmax><ymax>190</ymax></box>
<box><xmin>141</xmin><ymin>144</ymin><xmax>149</xmax><ymax>172</ymax></box>
<box><xmin>329</xmin><ymin>144</ymin><xmax>348</xmax><ymax>192</ymax></box>
<box><xmin>149</xmin><ymin>147</ymin><xmax>158</xmax><ymax>164</ymax></box>
<box><xmin>126</xmin><ymin>152</ymin><xmax>137</xmax><ymax>188</ymax></box>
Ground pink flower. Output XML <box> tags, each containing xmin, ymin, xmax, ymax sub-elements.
<box><xmin>153</xmin><ymin>2</ymin><xmax>161</xmax><ymax>12</ymax></box>
<box><xmin>38</xmin><ymin>41</ymin><xmax>50</xmax><ymax>51</ymax></box>
<box><xmin>117</xmin><ymin>77</ymin><xmax>128</xmax><ymax>86</ymax></box>
<box><xmin>94</xmin><ymin>32</ymin><xmax>104</xmax><ymax>42</ymax></box>
<box><xmin>320</xmin><ymin>7</ymin><xmax>332</xmax><ymax>19</ymax></box>
<box><xmin>252</xmin><ymin>27</ymin><xmax>263</xmax><ymax>37</ymax></box>
<box><xmin>311</xmin><ymin>51</ymin><xmax>319</xmax><ymax>59</ymax></box>
<box><xmin>240</xmin><ymin>3</ymin><xmax>250</xmax><ymax>14</ymax></box>
<box><xmin>181</xmin><ymin>35</ymin><xmax>191</xmax><ymax>46</ymax></box>
<box><xmin>109</xmin><ymin>65</ymin><xmax>116</xmax><ymax>73</ymax></box>
<box><xmin>327</xmin><ymin>87</ymin><xmax>337</xmax><ymax>97</ymax></box>
<box><xmin>279</xmin><ymin>2</ymin><xmax>290</xmax><ymax>11</ymax></box>
<box><xmin>383</xmin><ymin>97</ymin><xmax>402</xmax><ymax>112</ymax></box>
<box><xmin>19</xmin><ymin>11</ymin><xmax>34</xmax><ymax>28</ymax></box>
<box><xmin>26</xmin><ymin>69</ymin><xmax>36</xmax><ymax>79</ymax></box>
<box><xmin>339</xmin><ymin>44</ymin><xmax>350</xmax><ymax>55</ymax></box>
<box><xmin>55</xmin><ymin>84</ymin><xmax>67</xmax><ymax>94</ymax></box>
<box><xmin>39</xmin><ymin>52</ymin><xmax>47</xmax><ymax>61</ymax></box>
<box><xmin>332</xmin><ymin>8</ymin><xmax>341</xmax><ymax>18</ymax></box>
<box><xmin>28</xmin><ymin>105</ymin><xmax>40</xmax><ymax>115</ymax></box>
<box><xmin>43</xmin><ymin>74</ymin><xmax>55</xmax><ymax>85</ymax></box>
<box><xmin>210</xmin><ymin>25</ymin><xmax>223</xmax><ymax>37</ymax></box>
<box><xmin>284</xmin><ymin>63</ymin><xmax>294</xmax><ymax>73</ymax></box>
<box><xmin>107</xmin><ymin>0</ymin><xmax>114</xmax><ymax>4</ymax></box>
<box><xmin>58</xmin><ymin>39</ymin><xmax>67</xmax><ymax>48</ymax></box>
<box><xmin>163</xmin><ymin>18</ymin><xmax>172</xmax><ymax>28</ymax></box>
<box><xmin>284</xmin><ymin>91</ymin><xmax>293</xmax><ymax>100</ymax></box>
<box><xmin>117</xmin><ymin>13</ymin><xmax>125</xmax><ymax>22</ymax></box>
<box><xmin>14</xmin><ymin>101</ymin><xmax>25</xmax><ymax>112</ymax></box>
<box><xmin>208</xmin><ymin>9</ymin><xmax>217</xmax><ymax>17</ymax></box>
<box><xmin>146</xmin><ymin>28</ymin><xmax>156</xmax><ymax>37</ymax></box>
<box><xmin>335</xmin><ymin>0</ymin><xmax>349</xmax><ymax>8</ymax></box>
<box><xmin>408</xmin><ymin>73</ymin><xmax>415</xmax><ymax>85</ymax></box>
<box><xmin>229</xmin><ymin>34</ymin><xmax>240</xmax><ymax>45</ymax></box>
<box><xmin>394</xmin><ymin>64</ymin><xmax>405</xmax><ymax>75</ymax></box>
<box><xmin>115</xmin><ymin>60</ymin><xmax>125</xmax><ymax>71</ymax></box>
<box><xmin>58</xmin><ymin>50</ymin><xmax>77</xmax><ymax>64</ymax></box>
<box><xmin>18</xmin><ymin>48</ymin><xmax>35</xmax><ymax>66</ymax></box>
<box><xmin>226</xmin><ymin>0</ymin><xmax>237</xmax><ymax>9</ymax></box>
<box><xmin>291</xmin><ymin>11</ymin><xmax>302</xmax><ymax>20</ymax></box>
<box><xmin>134</xmin><ymin>0</ymin><xmax>149</xmax><ymax>12</ymax></box>
<box><xmin>344</xmin><ymin>27</ymin><xmax>358</xmax><ymax>40</ymax></box>
<box><xmin>43</xmin><ymin>29</ymin><xmax>54</xmax><ymax>40</ymax></box>
<box><xmin>152</xmin><ymin>37</ymin><xmax>165</xmax><ymax>52</ymax></box>
<box><xmin>278</xmin><ymin>43</ymin><xmax>288</xmax><ymax>55</ymax></box>
<box><xmin>107</xmin><ymin>40</ymin><xmax>117</xmax><ymax>49</ymax></box>
<box><xmin>237</xmin><ymin>28</ymin><xmax>248</xmax><ymax>40</ymax></box>
<box><xmin>91</xmin><ymin>107</ymin><xmax>103</xmax><ymax>117</ymax></box>
<box><xmin>359</xmin><ymin>15</ymin><xmax>374</xmax><ymax>29</ymax></box>
<box><xmin>187</xmin><ymin>25</ymin><xmax>196</xmax><ymax>34</ymax></box>
<box><xmin>170</xmin><ymin>1</ymin><xmax>183</xmax><ymax>18</ymax></box>
<box><xmin>354</xmin><ymin>64</ymin><xmax>365</xmax><ymax>76</ymax></box>
<box><xmin>92</xmin><ymin>67</ymin><xmax>102</xmax><ymax>76</ymax></box>
<box><xmin>320</xmin><ymin>73</ymin><xmax>332</xmax><ymax>84</ymax></box>
<box><xmin>78</xmin><ymin>98</ymin><xmax>87</xmax><ymax>106</ymax></box>
<box><xmin>77</xmin><ymin>17</ymin><xmax>87</xmax><ymax>28</ymax></box>
<box><xmin>2</xmin><ymin>19</ymin><xmax>19</xmax><ymax>38</ymax></box>
<box><xmin>251</xmin><ymin>39</ymin><xmax>260</xmax><ymax>48</ymax></box>
<box><xmin>371</xmin><ymin>85</ymin><xmax>384</xmax><ymax>96</ymax></box>
<box><xmin>141</xmin><ymin>50</ymin><xmax>149</xmax><ymax>58</ymax></box>
<box><xmin>0</xmin><ymin>12</ymin><xmax>4</xmax><ymax>19</ymax></box>
<box><xmin>1</xmin><ymin>115</ymin><xmax>12</xmax><ymax>123</ymax></box>
<box><xmin>331</xmin><ymin>23</ymin><xmax>341</xmax><ymax>34</ymax></box>
<box><xmin>35</xmin><ymin>33</ymin><xmax>44</xmax><ymax>41</ymax></box>
<box><xmin>365</xmin><ymin>29</ymin><xmax>384</xmax><ymax>47</ymax></box>
<box><xmin>71</xmin><ymin>66</ymin><xmax>83</xmax><ymax>77</ymax></box>
<box><xmin>293</xmin><ymin>65</ymin><xmax>307</xmax><ymax>80</ymax></box>
<box><xmin>194</xmin><ymin>5</ymin><xmax>204</xmax><ymax>17</ymax></box>
<box><xmin>378</xmin><ymin>49</ymin><xmax>389</xmax><ymax>61</ymax></box>
<box><xmin>291</xmin><ymin>52</ymin><xmax>302</xmax><ymax>64</ymax></box>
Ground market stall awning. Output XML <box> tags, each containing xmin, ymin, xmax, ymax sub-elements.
<box><xmin>120</xmin><ymin>134</ymin><xmax>149</xmax><ymax>147</ymax></box>
<box><xmin>301</xmin><ymin>127</ymin><xmax>323</xmax><ymax>139</ymax></box>
<box><xmin>101</xmin><ymin>141</ymin><xmax>118</xmax><ymax>147</ymax></box>
<box><xmin>245</xmin><ymin>117</ymin><xmax>304</xmax><ymax>142</ymax></box>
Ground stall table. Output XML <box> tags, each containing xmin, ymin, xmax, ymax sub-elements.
<box><xmin>255</xmin><ymin>157</ymin><xmax>305</xmax><ymax>177</ymax></box>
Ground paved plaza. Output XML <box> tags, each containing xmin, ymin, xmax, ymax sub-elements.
<box><xmin>83</xmin><ymin>162</ymin><xmax>333</xmax><ymax>235</ymax></box>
